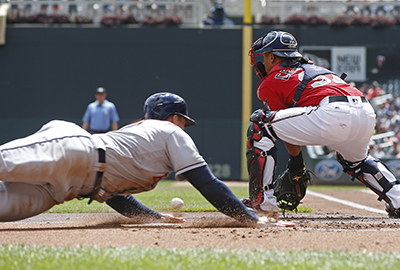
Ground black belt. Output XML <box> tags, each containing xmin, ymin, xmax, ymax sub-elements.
<box><xmin>328</xmin><ymin>96</ymin><xmax>367</xmax><ymax>103</ymax></box>
<box><xmin>87</xmin><ymin>149</ymin><xmax>106</xmax><ymax>204</ymax></box>
<box><xmin>90</xmin><ymin>130</ymin><xmax>109</xmax><ymax>134</ymax></box>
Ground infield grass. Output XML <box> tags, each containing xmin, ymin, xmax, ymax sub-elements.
<box><xmin>1</xmin><ymin>245</ymin><xmax>400</xmax><ymax>270</ymax></box>
<box><xmin>47</xmin><ymin>179</ymin><xmax>312</xmax><ymax>214</ymax></box>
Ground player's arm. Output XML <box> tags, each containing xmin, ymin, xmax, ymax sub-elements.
<box><xmin>106</xmin><ymin>195</ymin><xmax>184</xmax><ymax>223</ymax></box>
<box><xmin>111</xmin><ymin>121</ymin><xmax>118</xmax><ymax>131</ymax></box>
<box><xmin>182</xmin><ymin>165</ymin><xmax>259</xmax><ymax>224</ymax></box>
<box><xmin>110</xmin><ymin>104</ymin><xmax>120</xmax><ymax>131</ymax></box>
<box><xmin>82</xmin><ymin>106</ymin><xmax>91</xmax><ymax>131</ymax></box>
<box><xmin>82</xmin><ymin>122</ymin><xmax>89</xmax><ymax>130</ymax></box>
<box><xmin>284</xmin><ymin>142</ymin><xmax>302</xmax><ymax>156</ymax></box>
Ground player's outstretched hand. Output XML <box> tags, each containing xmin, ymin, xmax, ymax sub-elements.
<box><xmin>257</xmin><ymin>216</ymin><xmax>296</xmax><ymax>228</ymax></box>
<box><xmin>160</xmin><ymin>213</ymin><xmax>185</xmax><ymax>223</ymax></box>
<box><xmin>257</xmin><ymin>216</ymin><xmax>276</xmax><ymax>225</ymax></box>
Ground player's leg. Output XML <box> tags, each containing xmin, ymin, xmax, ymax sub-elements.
<box><xmin>0</xmin><ymin>181</ymin><xmax>58</xmax><ymax>221</ymax></box>
<box><xmin>245</xmin><ymin>111</ymin><xmax>279</xmax><ymax>217</ymax></box>
<box><xmin>332</xmin><ymin>101</ymin><xmax>400</xmax><ymax>217</ymax></box>
<box><xmin>249</xmin><ymin>137</ymin><xmax>279</xmax><ymax>212</ymax></box>
<box><xmin>337</xmin><ymin>153</ymin><xmax>400</xmax><ymax>215</ymax></box>
<box><xmin>0</xmin><ymin>120</ymin><xmax>97</xmax><ymax>203</ymax></box>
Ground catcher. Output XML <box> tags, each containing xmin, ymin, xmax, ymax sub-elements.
<box><xmin>242</xmin><ymin>30</ymin><xmax>400</xmax><ymax>218</ymax></box>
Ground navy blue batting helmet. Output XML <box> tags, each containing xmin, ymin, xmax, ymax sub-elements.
<box><xmin>143</xmin><ymin>92</ymin><xmax>196</xmax><ymax>127</ymax></box>
<box><xmin>250</xmin><ymin>31</ymin><xmax>302</xmax><ymax>58</ymax></box>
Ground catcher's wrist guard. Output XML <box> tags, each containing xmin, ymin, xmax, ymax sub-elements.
<box><xmin>273</xmin><ymin>168</ymin><xmax>312</xmax><ymax>211</ymax></box>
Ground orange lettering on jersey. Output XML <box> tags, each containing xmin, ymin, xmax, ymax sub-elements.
<box><xmin>150</xmin><ymin>173</ymin><xmax>169</xmax><ymax>189</ymax></box>
<box><xmin>153</xmin><ymin>172</ymin><xmax>169</xmax><ymax>182</ymax></box>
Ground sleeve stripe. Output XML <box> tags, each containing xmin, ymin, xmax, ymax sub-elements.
<box><xmin>175</xmin><ymin>161</ymin><xmax>208</xmax><ymax>175</ymax></box>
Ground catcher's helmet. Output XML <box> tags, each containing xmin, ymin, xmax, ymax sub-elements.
<box><xmin>250</xmin><ymin>31</ymin><xmax>302</xmax><ymax>58</ymax></box>
<box><xmin>143</xmin><ymin>92</ymin><xmax>196</xmax><ymax>127</ymax></box>
<box><xmin>249</xmin><ymin>31</ymin><xmax>302</xmax><ymax>79</ymax></box>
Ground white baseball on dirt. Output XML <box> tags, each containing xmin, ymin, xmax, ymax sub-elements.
<box><xmin>171</xmin><ymin>197</ymin><xmax>184</xmax><ymax>210</ymax></box>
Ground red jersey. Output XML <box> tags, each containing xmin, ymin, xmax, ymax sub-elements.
<box><xmin>256</xmin><ymin>62</ymin><xmax>363</xmax><ymax>111</ymax></box>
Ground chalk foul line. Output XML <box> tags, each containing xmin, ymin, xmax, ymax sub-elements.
<box><xmin>306</xmin><ymin>190</ymin><xmax>387</xmax><ymax>214</ymax></box>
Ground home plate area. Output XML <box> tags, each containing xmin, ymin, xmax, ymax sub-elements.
<box><xmin>2</xmin><ymin>189</ymin><xmax>400</xmax><ymax>252</ymax></box>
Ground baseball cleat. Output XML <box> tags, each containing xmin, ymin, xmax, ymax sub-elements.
<box><xmin>241</xmin><ymin>198</ymin><xmax>261</xmax><ymax>213</ymax></box>
<box><xmin>385</xmin><ymin>203</ymin><xmax>400</xmax><ymax>218</ymax></box>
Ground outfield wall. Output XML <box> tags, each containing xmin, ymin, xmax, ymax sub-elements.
<box><xmin>0</xmin><ymin>25</ymin><xmax>399</xmax><ymax>181</ymax></box>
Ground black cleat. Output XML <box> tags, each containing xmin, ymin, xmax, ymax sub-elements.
<box><xmin>385</xmin><ymin>203</ymin><xmax>400</xmax><ymax>218</ymax></box>
<box><xmin>241</xmin><ymin>198</ymin><xmax>260</xmax><ymax>213</ymax></box>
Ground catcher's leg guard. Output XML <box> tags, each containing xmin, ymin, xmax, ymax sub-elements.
<box><xmin>246</xmin><ymin>117</ymin><xmax>278</xmax><ymax>208</ymax></box>
<box><xmin>337</xmin><ymin>152</ymin><xmax>400</xmax><ymax>208</ymax></box>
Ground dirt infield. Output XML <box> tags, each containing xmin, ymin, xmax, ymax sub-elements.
<box><xmin>1</xmin><ymin>188</ymin><xmax>400</xmax><ymax>252</ymax></box>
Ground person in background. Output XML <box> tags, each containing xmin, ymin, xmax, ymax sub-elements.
<box><xmin>366</xmin><ymin>81</ymin><xmax>385</xmax><ymax>100</ymax></box>
<box><xmin>82</xmin><ymin>87</ymin><xmax>120</xmax><ymax>134</ymax></box>
<box><xmin>387</xmin><ymin>138</ymin><xmax>400</xmax><ymax>157</ymax></box>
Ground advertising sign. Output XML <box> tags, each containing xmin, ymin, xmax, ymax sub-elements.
<box><xmin>301</xmin><ymin>46</ymin><xmax>366</xmax><ymax>82</ymax></box>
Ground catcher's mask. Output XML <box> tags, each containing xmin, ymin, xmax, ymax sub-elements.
<box><xmin>249</xmin><ymin>30</ymin><xmax>303</xmax><ymax>79</ymax></box>
<box><xmin>143</xmin><ymin>92</ymin><xmax>197</xmax><ymax>127</ymax></box>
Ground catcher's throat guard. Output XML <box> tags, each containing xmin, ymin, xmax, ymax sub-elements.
<box><xmin>273</xmin><ymin>168</ymin><xmax>311</xmax><ymax>211</ymax></box>
<box><xmin>249</xmin><ymin>46</ymin><xmax>267</xmax><ymax>79</ymax></box>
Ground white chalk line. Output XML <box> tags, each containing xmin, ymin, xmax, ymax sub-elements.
<box><xmin>360</xmin><ymin>189</ymin><xmax>375</xmax><ymax>195</ymax></box>
<box><xmin>307</xmin><ymin>190</ymin><xmax>387</xmax><ymax>214</ymax></box>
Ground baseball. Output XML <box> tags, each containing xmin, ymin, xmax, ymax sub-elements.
<box><xmin>171</xmin><ymin>197</ymin><xmax>184</xmax><ymax>210</ymax></box>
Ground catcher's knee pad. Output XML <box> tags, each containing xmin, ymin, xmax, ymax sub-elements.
<box><xmin>337</xmin><ymin>152</ymin><xmax>400</xmax><ymax>203</ymax></box>
<box><xmin>246</xmin><ymin>121</ymin><xmax>278</xmax><ymax>208</ymax></box>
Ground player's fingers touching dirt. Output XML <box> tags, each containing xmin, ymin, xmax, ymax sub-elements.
<box><xmin>160</xmin><ymin>214</ymin><xmax>185</xmax><ymax>223</ymax></box>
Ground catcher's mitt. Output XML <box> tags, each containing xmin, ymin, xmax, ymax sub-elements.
<box><xmin>273</xmin><ymin>168</ymin><xmax>312</xmax><ymax>211</ymax></box>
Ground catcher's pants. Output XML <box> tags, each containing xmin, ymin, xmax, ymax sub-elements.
<box><xmin>0</xmin><ymin>120</ymin><xmax>100</xmax><ymax>221</ymax></box>
<box><xmin>257</xmin><ymin>95</ymin><xmax>400</xmax><ymax>209</ymax></box>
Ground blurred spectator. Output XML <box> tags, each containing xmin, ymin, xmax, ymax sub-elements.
<box><xmin>203</xmin><ymin>2</ymin><xmax>234</xmax><ymax>26</ymax></box>
<box><xmin>368</xmin><ymin>140</ymin><xmax>376</xmax><ymax>153</ymax></box>
<box><xmin>372</xmin><ymin>89</ymin><xmax>400</xmax><ymax>158</ymax></box>
<box><xmin>366</xmin><ymin>81</ymin><xmax>385</xmax><ymax>100</ymax></box>
<box><xmin>359</xmin><ymin>83</ymin><xmax>368</xmax><ymax>97</ymax></box>
<box><xmin>387</xmin><ymin>138</ymin><xmax>400</xmax><ymax>157</ymax></box>
<box><xmin>371</xmin><ymin>145</ymin><xmax>385</xmax><ymax>158</ymax></box>
<box><xmin>375</xmin><ymin>47</ymin><xmax>400</xmax><ymax>77</ymax></box>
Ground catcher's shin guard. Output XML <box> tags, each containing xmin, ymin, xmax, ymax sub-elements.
<box><xmin>337</xmin><ymin>152</ymin><xmax>400</xmax><ymax>204</ymax></box>
<box><xmin>246</xmin><ymin>119</ymin><xmax>278</xmax><ymax>208</ymax></box>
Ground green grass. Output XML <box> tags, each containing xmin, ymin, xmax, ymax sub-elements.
<box><xmin>1</xmin><ymin>245</ymin><xmax>400</xmax><ymax>270</ymax></box>
<box><xmin>47</xmin><ymin>179</ymin><xmax>314</xmax><ymax>214</ymax></box>
<box><xmin>47</xmin><ymin>180</ymin><xmax>249</xmax><ymax>213</ymax></box>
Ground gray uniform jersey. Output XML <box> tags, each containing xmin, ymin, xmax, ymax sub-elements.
<box><xmin>0</xmin><ymin>119</ymin><xmax>206</xmax><ymax>221</ymax></box>
<box><xmin>93</xmin><ymin>119</ymin><xmax>207</xmax><ymax>200</ymax></box>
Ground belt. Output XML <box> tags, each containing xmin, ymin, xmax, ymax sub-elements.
<box><xmin>87</xmin><ymin>148</ymin><xmax>106</xmax><ymax>204</ymax></box>
<box><xmin>328</xmin><ymin>95</ymin><xmax>368</xmax><ymax>103</ymax></box>
<box><xmin>90</xmin><ymin>130</ymin><xmax>109</xmax><ymax>134</ymax></box>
